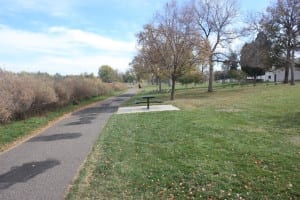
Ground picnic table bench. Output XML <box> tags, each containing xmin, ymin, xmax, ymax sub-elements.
<box><xmin>135</xmin><ymin>95</ymin><xmax>162</xmax><ymax>109</ymax></box>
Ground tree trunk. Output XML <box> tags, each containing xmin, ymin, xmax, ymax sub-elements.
<box><xmin>208</xmin><ymin>62</ymin><xmax>214</xmax><ymax>92</ymax></box>
<box><xmin>158</xmin><ymin>78</ymin><xmax>162</xmax><ymax>92</ymax></box>
<box><xmin>284</xmin><ymin>50</ymin><xmax>291</xmax><ymax>84</ymax></box>
<box><xmin>151</xmin><ymin>75</ymin><xmax>154</xmax><ymax>85</ymax></box>
<box><xmin>170</xmin><ymin>76</ymin><xmax>176</xmax><ymax>100</ymax></box>
<box><xmin>290</xmin><ymin>50</ymin><xmax>295</xmax><ymax>85</ymax></box>
<box><xmin>284</xmin><ymin>66</ymin><xmax>289</xmax><ymax>83</ymax></box>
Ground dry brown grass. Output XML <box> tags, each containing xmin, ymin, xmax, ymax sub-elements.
<box><xmin>0</xmin><ymin>69</ymin><xmax>126</xmax><ymax>123</ymax></box>
<box><xmin>169</xmin><ymin>87</ymin><xmax>249</xmax><ymax>110</ymax></box>
<box><xmin>290</xmin><ymin>136</ymin><xmax>300</xmax><ymax>146</ymax></box>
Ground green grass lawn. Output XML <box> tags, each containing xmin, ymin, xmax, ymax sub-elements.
<box><xmin>0</xmin><ymin>93</ymin><xmax>122</xmax><ymax>152</ymax></box>
<box><xmin>67</xmin><ymin>84</ymin><xmax>300</xmax><ymax>199</ymax></box>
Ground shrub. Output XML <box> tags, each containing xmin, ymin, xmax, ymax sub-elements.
<box><xmin>0</xmin><ymin>98</ymin><xmax>12</xmax><ymax>123</ymax></box>
<box><xmin>110</xmin><ymin>82</ymin><xmax>127</xmax><ymax>91</ymax></box>
<box><xmin>11</xmin><ymin>75</ymin><xmax>35</xmax><ymax>119</ymax></box>
<box><xmin>30</xmin><ymin>76</ymin><xmax>58</xmax><ymax>112</ymax></box>
<box><xmin>54</xmin><ymin>81</ymin><xmax>72</xmax><ymax>106</ymax></box>
<box><xmin>0</xmin><ymin>69</ymin><xmax>126</xmax><ymax>123</ymax></box>
<box><xmin>0</xmin><ymin>74</ymin><xmax>14</xmax><ymax>123</ymax></box>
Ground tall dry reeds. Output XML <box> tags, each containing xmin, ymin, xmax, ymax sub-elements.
<box><xmin>0</xmin><ymin>69</ymin><xmax>126</xmax><ymax>123</ymax></box>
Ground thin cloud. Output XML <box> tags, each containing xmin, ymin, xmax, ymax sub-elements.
<box><xmin>0</xmin><ymin>25</ymin><xmax>135</xmax><ymax>54</ymax></box>
<box><xmin>1</xmin><ymin>54</ymin><xmax>133</xmax><ymax>75</ymax></box>
<box><xmin>48</xmin><ymin>26</ymin><xmax>135</xmax><ymax>52</ymax></box>
<box><xmin>0</xmin><ymin>0</ymin><xmax>174</xmax><ymax>75</ymax></box>
<box><xmin>0</xmin><ymin>25</ymin><xmax>136</xmax><ymax>74</ymax></box>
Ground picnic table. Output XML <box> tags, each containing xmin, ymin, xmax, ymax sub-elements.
<box><xmin>142</xmin><ymin>95</ymin><xmax>155</xmax><ymax>109</ymax></box>
<box><xmin>135</xmin><ymin>95</ymin><xmax>163</xmax><ymax>109</ymax></box>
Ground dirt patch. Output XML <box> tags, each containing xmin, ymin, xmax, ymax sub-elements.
<box><xmin>290</xmin><ymin>136</ymin><xmax>300</xmax><ymax>146</ymax></box>
<box><xmin>217</xmin><ymin>108</ymin><xmax>243</xmax><ymax>113</ymax></box>
<box><xmin>173</xmin><ymin>99</ymin><xmax>204</xmax><ymax>110</ymax></box>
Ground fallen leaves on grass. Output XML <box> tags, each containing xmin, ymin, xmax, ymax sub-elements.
<box><xmin>290</xmin><ymin>136</ymin><xmax>300</xmax><ymax>146</ymax></box>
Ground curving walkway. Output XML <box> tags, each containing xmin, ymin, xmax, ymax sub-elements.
<box><xmin>0</xmin><ymin>88</ymin><xmax>136</xmax><ymax>200</ymax></box>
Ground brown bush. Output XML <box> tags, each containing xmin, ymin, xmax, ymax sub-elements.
<box><xmin>11</xmin><ymin>75</ymin><xmax>35</xmax><ymax>119</ymax></box>
<box><xmin>110</xmin><ymin>82</ymin><xmax>127</xmax><ymax>91</ymax></box>
<box><xmin>54</xmin><ymin>81</ymin><xmax>72</xmax><ymax>106</ymax></box>
<box><xmin>96</xmin><ymin>80</ymin><xmax>111</xmax><ymax>95</ymax></box>
<box><xmin>0</xmin><ymin>99</ymin><xmax>12</xmax><ymax>123</ymax></box>
<box><xmin>30</xmin><ymin>76</ymin><xmax>58</xmax><ymax>112</ymax></box>
<box><xmin>0</xmin><ymin>72</ymin><xmax>14</xmax><ymax>123</ymax></box>
<box><xmin>0</xmin><ymin>69</ymin><xmax>127</xmax><ymax>123</ymax></box>
<box><xmin>0</xmin><ymin>71</ymin><xmax>21</xmax><ymax>122</ymax></box>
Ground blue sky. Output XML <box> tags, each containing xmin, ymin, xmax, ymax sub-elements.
<box><xmin>0</xmin><ymin>0</ymin><xmax>271</xmax><ymax>75</ymax></box>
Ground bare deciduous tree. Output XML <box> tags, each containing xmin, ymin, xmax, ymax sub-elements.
<box><xmin>191</xmin><ymin>0</ymin><xmax>239</xmax><ymax>92</ymax></box>
<box><xmin>130</xmin><ymin>53</ymin><xmax>151</xmax><ymax>83</ymax></box>
<box><xmin>136</xmin><ymin>1</ymin><xmax>201</xmax><ymax>100</ymax></box>
<box><xmin>260</xmin><ymin>0</ymin><xmax>300</xmax><ymax>85</ymax></box>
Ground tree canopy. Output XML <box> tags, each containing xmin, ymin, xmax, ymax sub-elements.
<box><xmin>135</xmin><ymin>1</ymin><xmax>201</xmax><ymax>100</ymax></box>
<box><xmin>98</xmin><ymin>65</ymin><xmax>114</xmax><ymax>83</ymax></box>
<box><xmin>240</xmin><ymin>32</ymin><xmax>272</xmax><ymax>80</ymax></box>
<box><xmin>132</xmin><ymin>0</ymin><xmax>240</xmax><ymax>99</ymax></box>
<box><xmin>260</xmin><ymin>0</ymin><xmax>300</xmax><ymax>84</ymax></box>
<box><xmin>192</xmin><ymin>0</ymin><xmax>239</xmax><ymax>92</ymax></box>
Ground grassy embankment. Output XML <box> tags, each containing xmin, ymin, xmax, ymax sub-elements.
<box><xmin>67</xmin><ymin>83</ymin><xmax>300</xmax><ymax>199</ymax></box>
<box><xmin>0</xmin><ymin>92</ymin><xmax>123</xmax><ymax>152</ymax></box>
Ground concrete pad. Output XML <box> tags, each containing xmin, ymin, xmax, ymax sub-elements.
<box><xmin>117</xmin><ymin>105</ymin><xmax>180</xmax><ymax>114</ymax></box>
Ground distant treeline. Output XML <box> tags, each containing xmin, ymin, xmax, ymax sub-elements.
<box><xmin>0</xmin><ymin>70</ymin><xmax>126</xmax><ymax>123</ymax></box>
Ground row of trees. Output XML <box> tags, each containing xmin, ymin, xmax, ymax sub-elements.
<box><xmin>98</xmin><ymin>65</ymin><xmax>137</xmax><ymax>84</ymax></box>
<box><xmin>131</xmin><ymin>0</ymin><xmax>239</xmax><ymax>100</ymax></box>
<box><xmin>241</xmin><ymin>0</ymin><xmax>299</xmax><ymax>84</ymax></box>
<box><xmin>98</xmin><ymin>65</ymin><xmax>123</xmax><ymax>83</ymax></box>
<box><xmin>130</xmin><ymin>0</ymin><xmax>299</xmax><ymax>100</ymax></box>
<box><xmin>240</xmin><ymin>32</ymin><xmax>272</xmax><ymax>81</ymax></box>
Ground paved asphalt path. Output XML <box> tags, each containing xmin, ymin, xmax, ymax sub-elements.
<box><xmin>0</xmin><ymin>88</ymin><xmax>136</xmax><ymax>200</ymax></box>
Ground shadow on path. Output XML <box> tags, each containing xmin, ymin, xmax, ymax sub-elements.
<box><xmin>0</xmin><ymin>159</ymin><xmax>60</xmax><ymax>190</ymax></box>
<box><xmin>64</xmin><ymin>91</ymin><xmax>136</xmax><ymax>127</ymax></box>
<box><xmin>65</xmin><ymin>106</ymin><xmax>118</xmax><ymax>126</ymax></box>
<box><xmin>28</xmin><ymin>133</ymin><xmax>82</xmax><ymax>142</ymax></box>
<box><xmin>73</xmin><ymin>106</ymin><xmax>119</xmax><ymax>115</ymax></box>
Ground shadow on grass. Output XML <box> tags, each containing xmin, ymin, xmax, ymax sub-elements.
<box><xmin>273</xmin><ymin>112</ymin><xmax>300</xmax><ymax>129</ymax></box>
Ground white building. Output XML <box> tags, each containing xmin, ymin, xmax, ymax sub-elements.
<box><xmin>262</xmin><ymin>67</ymin><xmax>300</xmax><ymax>82</ymax></box>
